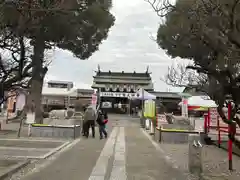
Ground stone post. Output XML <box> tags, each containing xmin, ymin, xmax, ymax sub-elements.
<box><xmin>188</xmin><ymin>134</ymin><xmax>203</xmax><ymax>176</ymax></box>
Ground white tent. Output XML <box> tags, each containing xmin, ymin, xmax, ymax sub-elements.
<box><xmin>179</xmin><ymin>96</ymin><xmax>217</xmax><ymax>107</ymax></box>
<box><xmin>131</xmin><ymin>88</ymin><xmax>156</xmax><ymax>100</ymax></box>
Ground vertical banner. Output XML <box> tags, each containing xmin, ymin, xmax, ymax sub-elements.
<box><xmin>144</xmin><ymin>100</ymin><xmax>156</xmax><ymax>118</ymax></box>
<box><xmin>182</xmin><ymin>97</ymin><xmax>188</xmax><ymax>118</ymax></box>
<box><xmin>91</xmin><ymin>92</ymin><xmax>97</xmax><ymax>110</ymax></box>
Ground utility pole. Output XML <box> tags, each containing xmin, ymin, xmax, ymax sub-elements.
<box><xmin>67</xmin><ymin>83</ymin><xmax>71</xmax><ymax>108</ymax></box>
<box><xmin>141</xmin><ymin>87</ymin><xmax>145</xmax><ymax>128</ymax></box>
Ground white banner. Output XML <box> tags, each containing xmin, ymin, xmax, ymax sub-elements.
<box><xmin>91</xmin><ymin>93</ymin><xmax>97</xmax><ymax>109</ymax></box>
<box><xmin>100</xmin><ymin>92</ymin><xmax>136</xmax><ymax>98</ymax></box>
<box><xmin>181</xmin><ymin>98</ymin><xmax>188</xmax><ymax>118</ymax></box>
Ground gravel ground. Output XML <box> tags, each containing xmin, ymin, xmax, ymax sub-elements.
<box><xmin>160</xmin><ymin>143</ymin><xmax>240</xmax><ymax>180</ymax></box>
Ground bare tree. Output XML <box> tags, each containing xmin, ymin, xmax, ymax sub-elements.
<box><xmin>0</xmin><ymin>35</ymin><xmax>32</xmax><ymax>99</ymax></box>
<box><xmin>148</xmin><ymin>0</ymin><xmax>240</xmax><ymax>148</ymax></box>
<box><xmin>145</xmin><ymin>0</ymin><xmax>175</xmax><ymax>17</ymax></box>
<box><xmin>163</xmin><ymin>63</ymin><xmax>207</xmax><ymax>88</ymax></box>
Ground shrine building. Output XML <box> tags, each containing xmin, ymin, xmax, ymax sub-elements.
<box><xmin>91</xmin><ymin>67</ymin><xmax>153</xmax><ymax>113</ymax></box>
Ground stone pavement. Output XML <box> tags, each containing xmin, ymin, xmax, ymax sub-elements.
<box><xmin>2</xmin><ymin>115</ymin><xmax>240</xmax><ymax>180</ymax></box>
<box><xmin>0</xmin><ymin>138</ymin><xmax>70</xmax><ymax>159</ymax></box>
<box><xmin>11</xmin><ymin>115</ymin><xmax>186</xmax><ymax>180</ymax></box>
<box><xmin>125</xmin><ymin>127</ymin><xmax>186</xmax><ymax>180</ymax></box>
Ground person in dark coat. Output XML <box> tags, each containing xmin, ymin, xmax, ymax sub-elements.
<box><xmin>96</xmin><ymin>110</ymin><xmax>108</xmax><ymax>139</ymax></box>
<box><xmin>82</xmin><ymin>106</ymin><xmax>87</xmax><ymax>136</ymax></box>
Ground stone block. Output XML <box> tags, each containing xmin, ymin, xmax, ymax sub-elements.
<box><xmin>68</xmin><ymin>119</ymin><xmax>81</xmax><ymax>125</ymax></box>
<box><xmin>161</xmin><ymin>131</ymin><xmax>189</xmax><ymax>143</ymax></box>
<box><xmin>156</xmin><ymin>126</ymin><xmax>205</xmax><ymax>144</ymax></box>
<box><xmin>188</xmin><ymin>134</ymin><xmax>203</xmax><ymax>175</ymax></box>
<box><xmin>30</xmin><ymin>125</ymin><xmax>81</xmax><ymax>139</ymax></box>
<box><xmin>161</xmin><ymin>124</ymin><xmax>194</xmax><ymax>131</ymax></box>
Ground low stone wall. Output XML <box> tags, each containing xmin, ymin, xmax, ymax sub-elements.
<box><xmin>30</xmin><ymin>124</ymin><xmax>81</xmax><ymax>139</ymax></box>
<box><xmin>154</xmin><ymin>126</ymin><xmax>204</xmax><ymax>144</ymax></box>
<box><xmin>161</xmin><ymin>124</ymin><xmax>194</xmax><ymax>131</ymax></box>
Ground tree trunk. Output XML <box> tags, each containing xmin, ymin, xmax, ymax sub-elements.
<box><xmin>29</xmin><ymin>36</ymin><xmax>45</xmax><ymax>124</ymax></box>
<box><xmin>0</xmin><ymin>86</ymin><xmax>4</xmax><ymax>106</ymax></box>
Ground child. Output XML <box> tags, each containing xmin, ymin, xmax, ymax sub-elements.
<box><xmin>103</xmin><ymin>119</ymin><xmax>108</xmax><ymax>129</ymax></box>
<box><xmin>102</xmin><ymin>110</ymin><xmax>108</xmax><ymax>131</ymax></box>
<box><xmin>97</xmin><ymin>110</ymin><xmax>108</xmax><ymax>139</ymax></box>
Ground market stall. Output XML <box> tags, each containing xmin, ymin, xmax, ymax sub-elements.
<box><xmin>188</xmin><ymin>96</ymin><xmax>216</xmax><ymax>111</ymax></box>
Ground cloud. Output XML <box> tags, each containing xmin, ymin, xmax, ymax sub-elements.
<box><xmin>75</xmin><ymin>82</ymin><xmax>91</xmax><ymax>89</ymax></box>
<box><xmin>142</xmin><ymin>62</ymin><xmax>170</xmax><ymax>67</ymax></box>
<box><xmin>46</xmin><ymin>0</ymin><xmax>188</xmax><ymax>91</ymax></box>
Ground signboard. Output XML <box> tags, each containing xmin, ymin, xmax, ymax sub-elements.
<box><xmin>102</xmin><ymin>102</ymin><xmax>112</xmax><ymax>108</ymax></box>
<box><xmin>100</xmin><ymin>92</ymin><xmax>136</xmax><ymax>98</ymax></box>
<box><xmin>209</xmin><ymin>107</ymin><xmax>218</xmax><ymax>125</ymax></box>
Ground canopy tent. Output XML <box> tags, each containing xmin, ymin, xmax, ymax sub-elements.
<box><xmin>179</xmin><ymin>96</ymin><xmax>217</xmax><ymax>111</ymax></box>
<box><xmin>131</xmin><ymin>88</ymin><xmax>156</xmax><ymax>100</ymax></box>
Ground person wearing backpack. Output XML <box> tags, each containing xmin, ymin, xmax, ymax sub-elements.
<box><xmin>96</xmin><ymin>109</ymin><xmax>108</xmax><ymax>139</ymax></box>
<box><xmin>102</xmin><ymin>110</ymin><xmax>108</xmax><ymax>130</ymax></box>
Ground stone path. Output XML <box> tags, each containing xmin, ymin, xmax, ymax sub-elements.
<box><xmin>16</xmin><ymin>116</ymin><xmax>185</xmax><ymax>180</ymax></box>
<box><xmin>0</xmin><ymin>138</ymin><xmax>69</xmax><ymax>159</ymax></box>
<box><xmin>4</xmin><ymin>115</ymin><xmax>240</xmax><ymax>180</ymax></box>
<box><xmin>125</xmin><ymin>127</ymin><xmax>186</xmax><ymax>180</ymax></box>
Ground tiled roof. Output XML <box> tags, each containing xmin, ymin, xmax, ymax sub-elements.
<box><xmin>93</xmin><ymin>79</ymin><xmax>151</xmax><ymax>84</ymax></box>
<box><xmin>48</xmin><ymin>80</ymin><xmax>73</xmax><ymax>85</ymax></box>
<box><xmin>150</xmin><ymin>91</ymin><xmax>182</xmax><ymax>98</ymax></box>
<box><xmin>76</xmin><ymin>89</ymin><xmax>94</xmax><ymax>94</ymax></box>
<box><xmin>94</xmin><ymin>71</ymin><xmax>151</xmax><ymax>78</ymax></box>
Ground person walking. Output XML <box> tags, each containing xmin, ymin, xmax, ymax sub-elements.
<box><xmin>102</xmin><ymin>110</ymin><xmax>109</xmax><ymax>131</ymax></box>
<box><xmin>96</xmin><ymin>110</ymin><xmax>108</xmax><ymax>139</ymax></box>
<box><xmin>83</xmin><ymin>105</ymin><xmax>96</xmax><ymax>138</ymax></box>
<box><xmin>82</xmin><ymin>106</ymin><xmax>87</xmax><ymax>136</ymax></box>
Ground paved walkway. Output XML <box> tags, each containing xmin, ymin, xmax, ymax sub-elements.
<box><xmin>3</xmin><ymin>115</ymin><xmax>240</xmax><ymax>180</ymax></box>
<box><xmin>19</xmin><ymin>117</ymin><xmax>185</xmax><ymax>180</ymax></box>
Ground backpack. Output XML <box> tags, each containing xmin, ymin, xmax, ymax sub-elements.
<box><xmin>96</xmin><ymin>113</ymin><xmax>104</xmax><ymax>125</ymax></box>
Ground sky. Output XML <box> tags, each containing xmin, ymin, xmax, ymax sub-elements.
<box><xmin>45</xmin><ymin>0</ymin><xmax>187</xmax><ymax>92</ymax></box>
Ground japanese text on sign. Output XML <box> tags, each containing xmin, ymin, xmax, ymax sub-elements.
<box><xmin>209</xmin><ymin>107</ymin><xmax>218</xmax><ymax>125</ymax></box>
